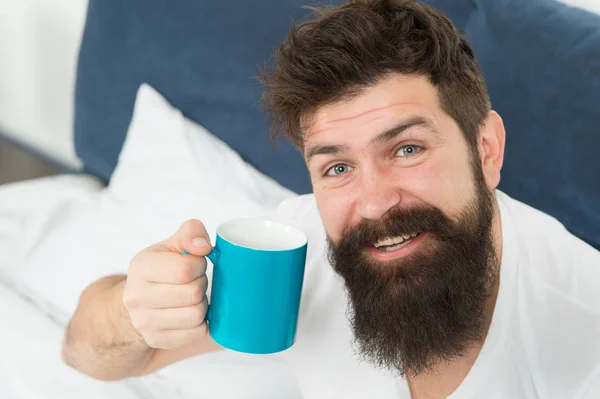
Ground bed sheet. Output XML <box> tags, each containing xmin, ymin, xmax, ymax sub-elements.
<box><xmin>0</xmin><ymin>281</ymin><xmax>151</xmax><ymax>399</ymax></box>
<box><xmin>0</xmin><ymin>175</ymin><xmax>163</xmax><ymax>399</ymax></box>
<box><xmin>0</xmin><ymin>174</ymin><xmax>104</xmax><ymax>281</ymax></box>
<box><xmin>0</xmin><ymin>174</ymin><xmax>303</xmax><ymax>399</ymax></box>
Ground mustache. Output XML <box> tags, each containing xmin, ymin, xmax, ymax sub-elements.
<box><xmin>337</xmin><ymin>205</ymin><xmax>458</xmax><ymax>248</ymax></box>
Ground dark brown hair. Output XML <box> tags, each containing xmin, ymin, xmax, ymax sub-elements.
<box><xmin>260</xmin><ymin>0</ymin><xmax>490</xmax><ymax>154</ymax></box>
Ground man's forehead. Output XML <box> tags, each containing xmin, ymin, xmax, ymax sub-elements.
<box><xmin>302</xmin><ymin>74</ymin><xmax>439</xmax><ymax>140</ymax></box>
<box><xmin>308</xmin><ymin>103</ymin><xmax>394</xmax><ymax>134</ymax></box>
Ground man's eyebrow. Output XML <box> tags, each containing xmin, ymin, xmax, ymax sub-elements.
<box><xmin>371</xmin><ymin>117</ymin><xmax>438</xmax><ymax>145</ymax></box>
<box><xmin>305</xmin><ymin>143</ymin><xmax>350</xmax><ymax>161</ymax></box>
<box><xmin>305</xmin><ymin>117</ymin><xmax>437</xmax><ymax>161</ymax></box>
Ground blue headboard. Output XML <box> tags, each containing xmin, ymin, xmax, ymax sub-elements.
<box><xmin>74</xmin><ymin>0</ymin><xmax>343</xmax><ymax>195</ymax></box>
<box><xmin>74</xmin><ymin>0</ymin><xmax>600</xmax><ymax>249</ymax></box>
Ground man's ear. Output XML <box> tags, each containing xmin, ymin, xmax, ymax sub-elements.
<box><xmin>479</xmin><ymin>110</ymin><xmax>506</xmax><ymax>190</ymax></box>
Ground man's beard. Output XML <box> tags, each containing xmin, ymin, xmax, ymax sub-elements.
<box><xmin>327</xmin><ymin>174</ymin><xmax>497</xmax><ymax>377</ymax></box>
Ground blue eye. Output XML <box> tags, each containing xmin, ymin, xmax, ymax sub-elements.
<box><xmin>396</xmin><ymin>144</ymin><xmax>423</xmax><ymax>157</ymax></box>
<box><xmin>325</xmin><ymin>164</ymin><xmax>352</xmax><ymax>176</ymax></box>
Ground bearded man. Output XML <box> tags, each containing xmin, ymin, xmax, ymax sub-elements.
<box><xmin>63</xmin><ymin>1</ymin><xmax>600</xmax><ymax>398</ymax></box>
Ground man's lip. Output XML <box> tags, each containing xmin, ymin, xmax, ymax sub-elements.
<box><xmin>365</xmin><ymin>232</ymin><xmax>427</xmax><ymax>261</ymax></box>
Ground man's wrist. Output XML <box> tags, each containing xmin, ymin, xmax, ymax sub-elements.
<box><xmin>111</xmin><ymin>278</ymin><xmax>148</xmax><ymax>349</ymax></box>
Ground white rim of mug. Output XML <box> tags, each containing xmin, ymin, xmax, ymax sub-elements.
<box><xmin>216</xmin><ymin>217</ymin><xmax>308</xmax><ymax>251</ymax></box>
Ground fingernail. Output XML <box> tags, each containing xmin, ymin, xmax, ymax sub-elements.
<box><xmin>192</xmin><ymin>237</ymin><xmax>210</xmax><ymax>248</ymax></box>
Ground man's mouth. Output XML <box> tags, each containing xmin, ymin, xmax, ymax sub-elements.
<box><xmin>365</xmin><ymin>232</ymin><xmax>425</xmax><ymax>260</ymax></box>
<box><xmin>372</xmin><ymin>232</ymin><xmax>420</xmax><ymax>252</ymax></box>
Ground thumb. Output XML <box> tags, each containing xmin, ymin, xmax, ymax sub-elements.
<box><xmin>161</xmin><ymin>219</ymin><xmax>212</xmax><ymax>256</ymax></box>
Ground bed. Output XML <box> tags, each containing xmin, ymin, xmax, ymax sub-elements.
<box><xmin>0</xmin><ymin>0</ymin><xmax>599</xmax><ymax>398</ymax></box>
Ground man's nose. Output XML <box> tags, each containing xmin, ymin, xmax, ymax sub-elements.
<box><xmin>356</xmin><ymin>167</ymin><xmax>401</xmax><ymax>220</ymax></box>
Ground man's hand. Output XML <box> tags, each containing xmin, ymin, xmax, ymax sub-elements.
<box><xmin>123</xmin><ymin>220</ymin><xmax>213</xmax><ymax>350</ymax></box>
<box><xmin>63</xmin><ymin>219</ymin><xmax>222</xmax><ymax>380</ymax></box>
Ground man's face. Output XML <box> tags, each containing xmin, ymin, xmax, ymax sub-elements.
<box><xmin>303</xmin><ymin>74</ymin><xmax>502</xmax><ymax>376</ymax></box>
<box><xmin>305</xmin><ymin>74</ymin><xmax>483</xmax><ymax>243</ymax></box>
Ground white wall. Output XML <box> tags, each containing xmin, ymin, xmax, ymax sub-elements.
<box><xmin>0</xmin><ymin>0</ymin><xmax>88</xmax><ymax>168</ymax></box>
<box><xmin>0</xmin><ymin>0</ymin><xmax>596</xmax><ymax>169</ymax></box>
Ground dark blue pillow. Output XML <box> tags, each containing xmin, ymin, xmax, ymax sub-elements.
<box><xmin>428</xmin><ymin>0</ymin><xmax>600</xmax><ymax>249</ymax></box>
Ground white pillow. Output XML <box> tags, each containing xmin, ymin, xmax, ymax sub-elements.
<box><xmin>558</xmin><ymin>0</ymin><xmax>600</xmax><ymax>14</ymax></box>
<box><xmin>107</xmin><ymin>83</ymin><xmax>296</xmax><ymax>244</ymax></box>
<box><xmin>7</xmin><ymin>83</ymin><xmax>296</xmax><ymax>321</ymax></box>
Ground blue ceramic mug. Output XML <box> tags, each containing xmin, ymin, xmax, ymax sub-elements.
<box><xmin>204</xmin><ymin>218</ymin><xmax>308</xmax><ymax>354</ymax></box>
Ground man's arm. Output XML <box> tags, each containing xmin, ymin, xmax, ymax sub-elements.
<box><xmin>62</xmin><ymin>220</ymin><xmax>223</xmax><ymax>380</ymax></box>
<box><xmin>62</xmin><ymin>275</ymin><xmax>152</xmax><ymax>380</ymax></box>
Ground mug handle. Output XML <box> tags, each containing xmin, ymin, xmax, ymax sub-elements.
<box><xmin>181</xmin><ymin>247</ymin><xmax>219</xmax><ymax>322</ymax></box>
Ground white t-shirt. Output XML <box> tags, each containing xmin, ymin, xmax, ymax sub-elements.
<box><xmin>147</xmin><ymin>190</ymin><xmax>600</xmax><ymax>399</ymax></box>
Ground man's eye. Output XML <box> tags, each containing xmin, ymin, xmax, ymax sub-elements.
<box><xmin>396</xmin><ymin>144</ymin><xmax>423</xmax><ymax>157</ymax></box>
<box><xmin>325</xmin><ymin>164</ymin><xmax>352</xmax><ymax>176</ymax></box>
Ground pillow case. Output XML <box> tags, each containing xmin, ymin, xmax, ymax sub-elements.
<box><xmin>8</xmin><ymin>83</ymin><xmax>295</xmax><ymax>321</ymax></box>
<box><xmin>107</xmin><ymin>83</ymin><xmax>296</xmax><ymax>245</ymax></box>
<box><xmin>423</xmin><ymin>0</ymin><xmax>600</xmax><ymax>250</ymax></box>
<box><xmin>558</xmin><ymin>0</ymin><xmax>600</xmax><ymax>14</ymax></box>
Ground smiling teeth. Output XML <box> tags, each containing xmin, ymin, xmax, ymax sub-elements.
<box><xmin>373</xmin><ymin>233</ymin><xmax>418</xmax><ymax>248</ymax></box>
